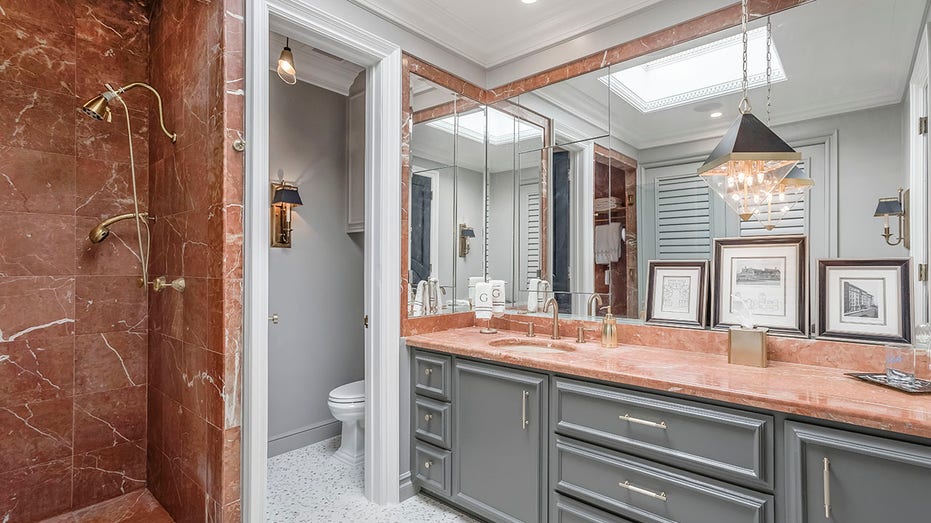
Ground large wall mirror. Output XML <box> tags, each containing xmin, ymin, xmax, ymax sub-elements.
<box><xmin>407</xmin><ymin>0</ymin><xmax>929</xmax><ymax>333</ymax></box>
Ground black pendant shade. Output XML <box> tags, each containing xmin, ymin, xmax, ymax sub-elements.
<box><xmin>698</xmin><ymin>113</ymin><xmax>800</xmax><ymax>175</ymax></box>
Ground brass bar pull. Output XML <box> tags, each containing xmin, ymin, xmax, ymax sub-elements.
<box><xmin>521</xmin><ymin>390</ymin><xmax>530</xmax><ymax>429</ymax></box>
<box><xmin>424</xmin><ymin>414</ymin><xmax>433</xmax><ymax>422</ymax></box>
<box><xmin>620</xmin><ymin>414</ymin><xmax>667</xmax><ymax>430</ymax></box>
<box><xmin>619</xmin><ymin>481</ymin><xmax>667</xmax><ymax>502</ymax></box>
<box><xmin>424</xmin><ymin>459</ymin><xmax>433</xmax><ymax>469</ymax></box>
<box><xmin>823</xmin><ymin>457</ymin><xmax>831</xmax><ymax>519</ymax></box>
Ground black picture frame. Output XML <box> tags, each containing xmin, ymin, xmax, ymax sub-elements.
<box><xmin>817</xmin><ymin>258</ymin><xmax>912</xmax><ymax>344</ymax></box>
<box><xmin>645</xmin><ymin>260</ymin><xmax>709</xmax><ymax>329</ymax></box>
<box><xmin>711</xmin><ymin>235</ymin><xmax>808</xmax><ymax>337</ymax></box>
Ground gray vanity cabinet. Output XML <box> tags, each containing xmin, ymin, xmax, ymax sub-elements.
<box><xmin>453</xmin><ymin>360</ymin><xmax>548</xmax><ymax>523</ymax></box>
<box><xmin>786</xmin><ymin>421</ymin><xmax>931</xmax><ymax>522</ymax></box>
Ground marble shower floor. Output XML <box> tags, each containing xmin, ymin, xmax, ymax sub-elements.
<box><xmin>267</xmin><ymin>437</ymin><xmax>480</xmax><ymax>522</ymax></box>
<box><xmin>40</xmin><ymin>489</ymin><xmax>173</xmax><ymax>523</ymax></box>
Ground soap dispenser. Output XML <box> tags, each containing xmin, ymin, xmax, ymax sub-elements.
<box><xmin>601</xmin><ymin>306</ymin><xmax>618</xmax><ymax>348</ymax></box>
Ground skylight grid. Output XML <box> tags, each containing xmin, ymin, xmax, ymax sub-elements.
<box><xmin>425</xmin><ymin>108</ymin><xmax>543</xmax><ymax>145</ymax></box>
<box><xmin>600</xmin><ymin>26</ymin><xmax>787</xmax><ymax>113</ymax></box>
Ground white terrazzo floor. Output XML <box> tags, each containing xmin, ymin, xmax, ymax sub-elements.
<box><xmin>266</xmin><ymin>436</ymin><xmax>481</xmax><ymax>522</ymax></box>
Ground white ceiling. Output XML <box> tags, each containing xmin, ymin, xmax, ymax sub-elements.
<box><xmin>349</xmin><ymin>0</ymin><xmax>667</xmax><ymax>67</ymax></box>
<box><xmin>269</xmin><ymin>32</ymin><xmax>365</xmax><ymax>95</ymax></box>
<box><xmin>521</xmin><ymin>0</ymin><xmax>928</xmax><ymax>150</ymax></box>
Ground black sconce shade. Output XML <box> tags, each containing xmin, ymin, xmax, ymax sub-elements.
<box><xmin>874</xmin><ymin>198</ymin><xmax>904</xmax><ymax>217</ymax></box>
<box><xmin>272</xmin><ymin>185</ymin><xmax>303</xmax><ymax>206</ymax></box>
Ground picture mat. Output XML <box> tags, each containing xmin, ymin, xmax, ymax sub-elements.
<box><xmin>826</xmin><ymin>267</ymin><xmax>901</xmax><ymax>338</ymax></box>
<box><xmin>651</xmin><ymin>267</ymin><xmax>702</xmax><ymax>322</ymax></box>
<box><xmin>718</xmin><ymin>244</ymin><xmax>800</xmax><ymax>330</ymax></box>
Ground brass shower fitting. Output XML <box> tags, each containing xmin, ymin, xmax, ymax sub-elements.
<box><xmin>80</xmin><ymin>82</ymin><xmax>177</xmax><ymax>142</ymax></box>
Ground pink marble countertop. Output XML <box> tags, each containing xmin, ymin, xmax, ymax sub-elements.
<box><xmin>406</xmin><ymin>327</ymin><xmax>931</xmax><ymax>440</ymax></box>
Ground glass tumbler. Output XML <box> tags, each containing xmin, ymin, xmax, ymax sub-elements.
<box><xmin>885</xmin><ymin>344</ymin><xmax>916</xmax><ymax>384</ymax></box>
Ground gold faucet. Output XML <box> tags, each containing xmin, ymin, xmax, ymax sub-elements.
<box><xmin>587</xmin><ymin>293</ymin><xmax>603</xmax><ymax>316</ymax></box>
<box><xmin>544</xmin><ymin>297</ymin><xmax>560</xmax><ymax>340</ymax></box>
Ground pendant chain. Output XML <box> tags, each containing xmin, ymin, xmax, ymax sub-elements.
<box><xmin>766</xmin><ymin>16</ymin><xmax>773</xmax><ymax>124</ymax></box>
<box><xmin>739</xmin><ymin>0</ymin><xmax>752</xmax><ymax>114</ymax></box>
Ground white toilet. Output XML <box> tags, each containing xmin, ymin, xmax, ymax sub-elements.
<box><xmin>327</xmin><ymin>380</ymin><xmax>365</xmax><ymax>465</ymax></box>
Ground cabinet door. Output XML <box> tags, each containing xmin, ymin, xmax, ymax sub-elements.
<box><xmin>454</xmin><ymin>360</ymin><xmax>547</xmax><ymax>523</ymax></box>
<box><xmin>786</xmin><ymin>421</ymin><xmax>931</xmax><ymax>522</ymax></box>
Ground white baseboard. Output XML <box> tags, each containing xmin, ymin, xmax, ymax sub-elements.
<box><xmin>399</xmin><ymin>471</ymin><xmax>417</xmax><ymax>501</ymax></box>
<box><xmin>268</xmin><ymin>418</ymin><xmax>341</xmax><ymax>457</ymax></box>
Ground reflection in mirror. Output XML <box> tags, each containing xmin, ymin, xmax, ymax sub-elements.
<box><xmin>492</xmin><ymin>0</ymin><xmax>927</xmax><ymax>330</ymax></box>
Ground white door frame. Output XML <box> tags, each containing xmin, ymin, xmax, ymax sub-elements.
<box><xmin>908</xmin><ymin>26</ymin><xmax>929</xmax><ymax>323</ymax></box>
<box><xmin>244</xmin><ymin>1</ymin><xmax>402</xmax><ymax>521</ymax></box>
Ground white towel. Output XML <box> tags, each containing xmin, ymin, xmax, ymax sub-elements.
<box><xmin>468</xmin><ymin>276</ymin><xmax>485</xmax><ymax>309</ymax></box>
<box><xmin>474</xmin><ymin>282</ymin><xmax>492</xmax><ymax>320</ymax></box>
<box><xmin>594</xmin><ymin>197</ymin><xmax>619</xmax><ymax>212</ymax></box>
<box><xmin>595</xmin><ymin>222</ymin><xmax>622</xmax><ymax>265</ymax></box>
<box><xmin>411</xmin><ymin>280</ymin><xmax>427</xmax><ymax>317</ymax></box>
<box><xmin>490</xmin><ymin>280</ymin><xmax>506</xmax><ymax>314</ymax></box>
<box><xmin>527</xmin><ymin>278</ymin><xmax>540</xmax><ymax>312</ymax></box>
<box><xmin>537</xmin><ymin>279</ymin><xmax>551</xmax><ymax>310</ymax></box>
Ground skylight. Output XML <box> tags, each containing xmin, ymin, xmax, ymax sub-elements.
<box><xmin>426</xmin><ymin>108</ymin><xmax>543</xmax><ymax>146</ymax></box>
<box><xmin>600</xmin><ymin>26</ymin><xmax>787</xmax><ymax>113</ymax></box>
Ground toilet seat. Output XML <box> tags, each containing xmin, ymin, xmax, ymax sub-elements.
<box><xmin>328</xmin><ymin>379</ymin><xmax>365</xmax><ymax>404</ymax></box>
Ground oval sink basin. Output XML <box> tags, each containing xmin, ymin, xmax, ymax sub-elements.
<box><xmin>489</xmin><ymin>338</ymin><xmax>576</xmax><ymax>354</ymax></box>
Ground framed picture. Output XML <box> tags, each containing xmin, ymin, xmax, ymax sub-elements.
<box><xmin>817</xmin><ymin>259</ymin><xmax>911</xmax><ymax>344</ymax></box>
<box><xmin>712</xmin><ymin>236</ymin><xmax>808</xmax><ymax>336</ymax></box>
<box><xmin>645</xmin><ymin>260</ymin><xmax>709</xmax><ymax>328</ymax></box>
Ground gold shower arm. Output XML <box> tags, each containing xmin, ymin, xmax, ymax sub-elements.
<box><xmin>112</xmin><ymin>82</ymin><xmax>177</xmax><ymax>143</ymax></box>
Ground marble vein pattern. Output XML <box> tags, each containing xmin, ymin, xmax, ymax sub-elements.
<box><xmin>267</xmin><ymin>437</ymin><xmax>478</xmax><ymax>523</ymax></box>
<box><xmin>407</xmin><ymin>327</ymin><xmax>931</xmax><ymax>440</ymax></box>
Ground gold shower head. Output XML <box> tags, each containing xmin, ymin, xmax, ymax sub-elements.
<box><xmin>88</xmin><ymin>212</ymin><xmax>148</xmax><ymax>244</ymax></box>
<box><xmin>81</xmin><ymin>94</ymin><xmax>112</xmax><ymax>122</ymax></box>
<box><xmin>78</xmin><ymin>82</ymin><xmax>177</xmax><ymax>143</ymax></box>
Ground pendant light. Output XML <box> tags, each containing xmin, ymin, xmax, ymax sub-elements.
<box><xmin>277</xmin><ymin>37</ymin><xmax>297</xmax><ymax>85</ymax></box>
<box><xmin>698</xmin><ymin>0</ymin><xmax>800</xmax><ymax>221</ymax></box>
<box><xmin>747</xmin><ymin>17</ymin><xmax>815</xmax><ymax>231</ymax></box>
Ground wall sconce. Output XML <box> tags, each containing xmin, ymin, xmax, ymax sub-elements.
<box><xmin>459</xmin><ymin>224</ymin><xmax>475</xmax><ymax>258</ymax></box>
<box><xmin>874</xmin><ymin>188</ymin><xmax>909</xmax><ymax>249</ymax></box>
<box><xmin>271</xmin><ymin>182</ymin><xmax>303</xmax><ymax>248</ymax></box>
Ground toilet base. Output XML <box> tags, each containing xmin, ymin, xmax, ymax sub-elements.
<box><xmin>333</xmin><ymin>419</ymin><xmax>364</xmax><ymax>466</ymax></box>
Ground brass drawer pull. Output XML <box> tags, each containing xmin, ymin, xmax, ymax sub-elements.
<box><xmin>424</xmin><ymin>459</ymin><xmax>434</xmax><ymax>469</ymax></box>
<box><xmin>424</xmin><ymin>413</ymin><xmax>433</xmax><ymax>422</ymax></box>
<box><xmin>823</xmin><ymin>457</ymin><xmax>831</xmax><ymax>519</ymax></box>
<box><xmin>619</xmin><ymin>480</ymin><xmax>667</xmax><ymax>502</ymax></box>
<box><xmin>620</xmin><ymin>413</ymin><xmax>667</xmax><ymax>430</ymax></box>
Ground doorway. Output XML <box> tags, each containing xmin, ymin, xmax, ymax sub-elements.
<box><xmin>244</xmin><ymin>1</ymin><xmax>403</xmax><ymax>520</ymax></box>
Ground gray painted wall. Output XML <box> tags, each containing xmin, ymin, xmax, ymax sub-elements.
<box><xmin>268</xmin><ymin>72</ymin><xmax>365</xmax><ymax>456</ymax></box>
<box><xmin>639</xmin><ymin>103</ymin><xmax>909</xmax><ymax>258</ymax></box>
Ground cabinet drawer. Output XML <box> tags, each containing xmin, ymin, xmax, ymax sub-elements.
<box><xmin>414</xmin><ymin>441</ymin><xmax>452</xmax><ymax>496</ymax></box>
<box><xmin>554</xmin><ymin>378</ymin><xmax>773</xmax><ymax>489</ymax></box>
<box><xmin>786</xmin><ymin>421</ymin><xmax>931</xmax><ymax>522</ymax></box>
<box><xmin>554</xmin><ymin>436</ymin><xmax>773</xmax><ymax>523</ymax></box>
<box><xmin>414</xmin><ymin>396</ymin><xmax>451</xmax><ymax>449</ymax></box>
<box><xmin>553</xmin><ymin>493</ymin><xmax>634</xmax><ymax>523</ymax></box>
<box><xmin>413</xmin><ymin>351</ymin><xmax>451</xmax><ymax>401</ymax></box>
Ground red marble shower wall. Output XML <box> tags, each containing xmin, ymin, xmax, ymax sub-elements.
<box><xmin>0</xmin><ymin>1</ymin><xmax>151</xmax><ymax>521</ymax></box>
<box><xmin>146</xmin><ymin>0</ymin><xmax>243</xmax><ymax>520</ymax></box>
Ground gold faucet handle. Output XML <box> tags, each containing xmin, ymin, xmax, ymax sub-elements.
<box><xmin>527</xmin><ymin>322</ymin><xmax>535</xmax><ymax>337</ymax></box>
<box><xmin>576</xmin><ymin>326</ymin><xmax>586</xmax><ymax>343</ymax></box>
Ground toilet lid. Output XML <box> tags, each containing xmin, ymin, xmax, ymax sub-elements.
<box><xmin>329</xmin><ymin>380</ymin><xmax>365</xmax><ymax>403</ymax></box>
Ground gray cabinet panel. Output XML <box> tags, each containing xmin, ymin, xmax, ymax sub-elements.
<box><xmin>553</xmin><ymin>494</ymin><xmax>635</xmax><ymax>523</ymax></box>
<box><xmin>454</xmin><ymin>360</ymin><xmax>548</xmax><ymax>523</ymax></box>
<box><xmin>415</xmin><ymin>396</ymin><xmax>451</xmax><ymax>449</ymax></box>
<box><xmin>554</xmin><ymin>378</ymin><xmax>773</xmax><ymax>489</ymax></box>
<box><xmin>414</xmin><ymin>351</ymin><xmax>451</xmax><ymax>401</ymax></box>
<box><xmin>554</xmin><ymin>436</ymin><xmax>773</xmax><ymax>523</ymax></box>
<box><xmin>414</xmin><ymin>441</ymin><xmax>452</xmax><ymax>496</ymax></box>
<box><xmin>785</xmin><ymin>421</ymin><xmax>931</xmax><ymax>523</ymax></box>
